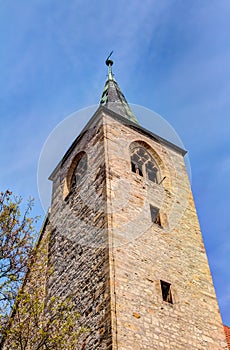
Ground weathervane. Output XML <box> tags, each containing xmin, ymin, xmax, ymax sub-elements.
<box><xmin>106</xmin><ymin>51</ymin><xmax>114</xmax><ymax>67</ymax></box>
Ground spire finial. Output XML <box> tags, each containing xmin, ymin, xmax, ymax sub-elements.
<box><xmin>106</xmin><ymin>51</ymin><xmax>114</xmax><ymax>80</ymax></box>
<box><xmin>100</xmin><ymin>52</ymin><xmax>139</xmax><ymax>124</ymax></box>
<box><xmin>106</xmin><ymin>51</ymin><xmax>113</xmax><ymax>67</ymax></box>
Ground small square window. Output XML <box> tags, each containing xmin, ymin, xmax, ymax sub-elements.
<box><xmin>160</xmin><ymin>280</ymin><xmax>173</xmax><ymax>304</ymax></box>
<box><xmin>150</xmin><ymin>205</ymin><xmax>161</xmax><ymax>226</ymax></box>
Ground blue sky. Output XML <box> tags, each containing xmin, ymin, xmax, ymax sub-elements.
<box><xmin>0</xmin><ymin>0</ymin><xmax>230</xmax><ymax>325</ymax></box>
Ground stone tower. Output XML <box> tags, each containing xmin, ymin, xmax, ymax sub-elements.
<box><xmin>47</xmin><ymin>59</ymin><xmax>227</xmax><ymax>349</ymax></box>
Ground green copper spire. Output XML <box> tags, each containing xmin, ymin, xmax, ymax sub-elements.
<box><xmin>100</xmin><ymin>53</ymin><xmax>139</xmax><ymax>124</ymax></box>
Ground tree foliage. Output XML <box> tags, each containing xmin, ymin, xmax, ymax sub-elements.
<box><xmin>2</xmin><ymin>233</ymin><xmax>85</xmax><ymax>349</ymax></box>
<box><xmin>0</xmin><ymin>190</ymin><xmax>38</xmax><ymax>328</ymax></box>
<box><xmin>0</xmin><ymin>190</ymin><xmax>86</xmax><ymax>349</ymax></box>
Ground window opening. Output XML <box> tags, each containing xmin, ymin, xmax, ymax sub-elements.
<box><xmin>71</xmin><ymin>153</ymin><xmax>87</xmax><ymax>189</ymax></box>
<box><xmin>160</xmin><ymin>280</ymin><xmax>173</xmax><ymax>304</ymax></box>
<box><xmin>130</xmin><ymin>146</ymin><xmax>159</xmax><ymax>183</ymax></box>
<box><xmin>150</xmin><ymin>205</ymin><xmax>161</xmax><ymax>226</ymax></box>
<box><xmin>131</xmin><ymin>161</ymin><xmax>143</xmax><ymax>176</ymax></box>
<box><xmin>131</xmin><ymin>151</ymin><xmax>144</xmax><ymax>176</ymax></box>
<box><xmin>146</xmin><ymin>161</ymin><xmax>158</xmax><ymax>183</ymax></box>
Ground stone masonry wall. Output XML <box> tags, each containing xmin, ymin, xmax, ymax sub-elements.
<box><xmin>4</xmin><ymin>107</ymin><xmax>226</xmax><ymax>349</ymax></box>
<box><xmin>14</xmin><ymin>108</ymin><xmax>227</xmax><ymax>350</ymax></box>
<box><xmin>48</xmin><ymin>115</ymin><xmax>112</xmax><ymax>349</ymax></box>
<box><xmin>103</xmin><ymin>112</ymin><xmax>228</xmax><ymax>350</ymax></box>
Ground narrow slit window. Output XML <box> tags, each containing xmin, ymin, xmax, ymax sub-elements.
<box><xmin>160</xmin><ymin>280</ymin><xmax>173</xmax><ymax>304</ymax></box>
<box><xmin>150</xmin><ymin>205</ymin><xmax>161</xmax><ymax>226</ymax></box>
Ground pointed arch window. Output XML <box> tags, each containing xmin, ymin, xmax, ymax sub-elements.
<box><xmin>130</xmin><ymin>145</ymin><xmax>159</xmax><ymax>184</ymax></box>
<box><xmin>70</xmin><ymin>152</ymin><xmax>87</xmax><ymax>189</ymax></box>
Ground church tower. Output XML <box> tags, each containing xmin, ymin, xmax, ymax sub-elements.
<box><xmin>47</xmin><ymin>58</ymin><xmax>227</xmax><ymax>349</ymax></box>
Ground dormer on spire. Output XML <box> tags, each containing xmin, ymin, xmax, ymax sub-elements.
<box><xmin>100</xmin><ymin>54</ymin><xmax>139</xmax><ymax>124</ymax></box>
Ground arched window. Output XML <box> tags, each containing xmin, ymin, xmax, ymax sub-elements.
<box><xmin>130</xmin><ymin>145</ymin><xmax>159</xmax><ymax>184</ymax></box>
<box><xmin>70</xmin><ymin>152</ymin><xmax>87</xmax><ymax>189</ymax></box>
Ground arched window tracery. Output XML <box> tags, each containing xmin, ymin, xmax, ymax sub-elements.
<box><xmin>130</xmin><ymin>144</ymin><xmax>159</xmax><ymax>184</ymax></box>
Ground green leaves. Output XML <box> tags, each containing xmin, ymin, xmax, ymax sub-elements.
<box><xmin>0</xmin><ymin>205</ymin><xmax>87</xmax><ymax>349</ymax></box>
<box><xmin>0</xmin><ymin>190</ymin><xmax>39</xmax><ymax>336</ymax></box>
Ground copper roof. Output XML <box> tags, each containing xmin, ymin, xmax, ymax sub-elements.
<box><xmin>100</xmin><ymin>58</ymin><xmax>139</xmax><ymax>124</ymax></box>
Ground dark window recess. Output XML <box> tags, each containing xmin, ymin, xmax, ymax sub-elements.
<box><xmin>146</xmin><ymin>162</ymin><xmax>158</xmax><ymax>183</ymax></box>
<box><xmin>160</xmin><ymin>280</ymin><xmax>173</xmax><ymax>304</ymax></box>
<box><xmin>71</xmin><ymin>153</ymin><xmax>87</xmax><ymax>188</ymax></box>
<box><xmin>131</xmin><ymin>161</ymin><xmax>143</xmax><ymax>177</ymax></box>
<box><xmin>131</xmin><ymin>161</ymin><xmax>136</xmax><ymax>173</ymax></box>
<box><xmin>130</xmin><ymin>146</ymin><xmax>159</xmax><ymax>183</ymax></box>
<box><xmin>150</xmin><ymin>205</ymin><xmax>161</xmax><ymax>226</ymax></box>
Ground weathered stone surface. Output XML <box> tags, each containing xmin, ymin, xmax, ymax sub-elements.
<box><xmin>102</xmin><ymin>112</ymin><xmax>227</xmax><ymax>349</ymax></box>
<box><xmin>47</xmin><ymin>109</ymin><xmax>227</xmax><ymax>349</ymax></box>
<box><xmin>4</xmin><ymin>108</ymin><xmax>227</xmax><ymax>349</ymax></box>
<box><xmin>47</xmin><ymin>116</ymin><xmax>112</xmax><ymax>349</ymax></box>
